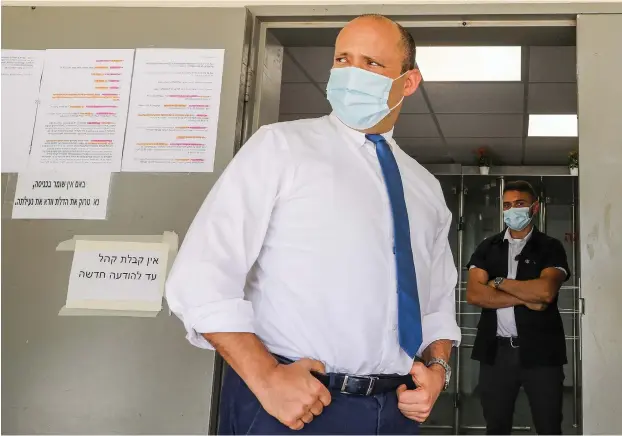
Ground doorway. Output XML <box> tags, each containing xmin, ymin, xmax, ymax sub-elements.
<box><xmin>431</xmin><ymin>173</ymin><xmax>580</xmax><ymax>434</ymax></box>
<box><xmin>223</xmin><ymin>17</ymin><xmax>581</xmax><ymax>435</ymax></box>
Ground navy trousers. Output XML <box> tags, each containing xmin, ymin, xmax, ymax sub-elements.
<box><xmin>218</xmin><ymin>366</ymin><xmax>420</xmax><ymax>435</ymax></box>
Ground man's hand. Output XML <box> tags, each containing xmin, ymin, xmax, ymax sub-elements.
<box><xmin>525</xmin><ymin>301</ymin><xmax>548</xmax><ymax>311</ymax></box>
<box><xmin>253</xmin><ymin>358</ymin><xmax>332</xmax><ymax>430</ymax></box>
<box><xmin>396</xmin><ymin>362</ymin><xmax>445</xmax><ymax>423</ymax></box>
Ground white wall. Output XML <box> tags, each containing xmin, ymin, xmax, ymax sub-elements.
<box><xmin>577</xmin><ymin>13</ymin><xmax>622</xmax><ymax>436</ymax></box>
<box><xmin>1</xmin><ymin>6</ymin><xmax>250</xmax><ymax>434</ymax></box>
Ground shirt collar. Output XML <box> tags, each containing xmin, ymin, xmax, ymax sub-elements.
<box><xmin>504</xmin><ymin>227</ymin><xmax>534</xmax><ymax>244</ymax></box>
<box><xmin>328</xmin><ymin>112</ymin><xmax>395</xmax><ymax>147</ymax></box>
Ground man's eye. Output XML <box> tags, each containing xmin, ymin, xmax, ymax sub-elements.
<box><xmin>368</xmin><ymin>61</ymin><xmax>379</xmax><ymax>66</ymax></box>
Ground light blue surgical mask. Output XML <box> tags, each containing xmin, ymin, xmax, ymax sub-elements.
<box><xmin>503</xmin><ymin>206</ymin><xmax>533</xmax><ymax>231</ymax></box>
<box><xmin>326</xmin><ymin>67</ymin><xmax>406</xmax><ymax>130</ymax></box>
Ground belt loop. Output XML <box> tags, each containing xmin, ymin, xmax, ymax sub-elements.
<box><xmin>328</xmin><ymin>373</ymin><xmax>338</xmax><ymax>390</ymax></box>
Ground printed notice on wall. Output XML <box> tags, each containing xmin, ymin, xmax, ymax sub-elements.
<box><xmin>1</xmin><ymin>50</ymin><xmax>45</xmax><ymax>173</ymax></box>
<box><xmin>121</xmin><ymin>48</ymin><xmax>224</xmax><ymax>172</ymax></box>
<box><xmin>12</xmin><ymin>172</ymin><xmax>111</xmax><ymax>220</ymax></box>
<box><xmin>65</xmin><ymin>240</ymin><xmax>169</xmax><ymax>313</ymax></box>
<box><xmin>28</xmin><ymin>49</ymin><xmax>135</xmax><ymax>171</ymax></box>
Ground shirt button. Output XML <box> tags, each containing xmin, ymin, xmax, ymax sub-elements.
<box><xmin>392</xmin><ymin>324</ymin><xmax>398</xmax><ymax>331</ymax></box>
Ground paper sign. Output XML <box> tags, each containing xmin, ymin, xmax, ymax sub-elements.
<box><xmin>65</xmin><ymin>240</ymin><xmax>169</xmax><ymax>312</ymax></box>
<box><xmin>28</xmin><ymin>49</ymin><xmax>134</xmax><ymax>171</ymax></box>
<box><xmin>12</xmin><ymin>171</ymin><xmax>111</xmax><ymax>219</ymax></box>
<box><xmin>121</xmin><ymin>48</ymin><xmax>224</xmax><ymax>172</ymax></box>
<box><xmin>1</xmin><ymin>50</ymin><xmax>45</xmax><ymax>173</ymax></box>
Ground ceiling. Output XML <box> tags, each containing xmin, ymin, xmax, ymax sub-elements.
<box><xmin>277</xmin><ymin>31</ymin><xmax>578</xmax><ymax>166</ymax></box>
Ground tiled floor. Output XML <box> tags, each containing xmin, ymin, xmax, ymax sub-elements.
<box><xmin>421</xmin><ymin>388</ymin><xmax>580</xmax><ymax>435</ymax></box>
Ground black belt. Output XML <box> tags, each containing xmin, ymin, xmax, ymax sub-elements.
<box><xmin>274</xmin><ymin>354</ymin><xmax>416</xmax><ymax>396</ymax></box>
<box><xmin>497</xmin><ymin>336</ymin><xmax>520</xmax><ymax>348</ymax></box>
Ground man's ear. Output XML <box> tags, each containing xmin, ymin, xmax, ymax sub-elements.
<box><xmin>532</xmin><ymin>200</ymin><xmax>541</xmax><ymax>215</ymax></box>
<box><xmin>403</xmin><ymin>69</ymin><xmax>422</xmax><ymax>97</ymax></box>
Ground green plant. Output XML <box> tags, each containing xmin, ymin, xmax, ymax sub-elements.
<box><xmin>477</xmin><ymin>148</ymin><xmax>491</xmax><ymax>167</ymax></box>
<box><xmin>568</xmin><ymin>151</ymin><xmax>579</xmax><ymax>168</ymax></box>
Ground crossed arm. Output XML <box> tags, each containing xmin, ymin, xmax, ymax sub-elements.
<box><xmin>466</xmin><ymin>267</ymin><xmax>566</xmax><ymax>310</ymax></box>
<box><xmin>496</xmin><ymin>268</ymin><xmax>566</xmax><ymax>304</ymax></box>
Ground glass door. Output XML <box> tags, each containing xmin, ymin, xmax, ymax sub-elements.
<box><xmin>458</xmin><ymin>176</ymin><xmax>503</xmax><ymax>434</ymax></box>
<box><xmin>421</xmin><ymin>175</ymin><xmax>580</xmax><ymax>435</ymax></box>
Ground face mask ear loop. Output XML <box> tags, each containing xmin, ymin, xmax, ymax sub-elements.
<box><xmin>529</xmin><ymin>202</ymin><xmax>537</xmax><ymax>220</ymax></box>
<box><xmin>389</xmin><ymin>95</ymin><xmax>405</xmax><ymax>112</ymax></box>
<box><xmin>388</xmin><ymin>71</ymin><xmax>409</xmax><ymax>112</ymax></box>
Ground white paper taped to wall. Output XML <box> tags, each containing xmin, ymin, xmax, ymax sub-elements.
<box><xmin>62</xmin><ymin>240</ymin><xmax>169</xmax><ymax>316</ymax></box>
<box><xmin>1</xmin><ymin>50</ymin><xmax>45</xmax><ymax>173</ymax></box>
<box><xmin>56</xmin><ymin>232</ymin><xmax>179</xmax><ymax>317</ymax></box>
<box><xmin>28</xmin><ymin>49</ymin><xmax>135</xmax><ymax>171</ymax></box>
<box><xmin>121</xmin><ymin>48</ymin><xmax>224</xmax><ymax>173</ymax></box>
<box><xmin>12</xmin><ymin>171</ymin><xmax>111</xmax><ymax>220</ymax></box>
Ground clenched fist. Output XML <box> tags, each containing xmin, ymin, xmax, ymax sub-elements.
<box><xmin>254</xmin><ymin>358</ymin><xmax>332</xmax><ymax>430</ymax></box>
<box><xmin>396</xmin><ymin>362</ymin><xmax>445</xmax><ymax>423</ymax></box>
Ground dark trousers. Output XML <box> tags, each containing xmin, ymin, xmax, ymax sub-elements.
<box><xmin>479</xmin><ymin>343</ymin><xmax>565</xmax><ymax>435</ymax></box>
<box><xmin>218</xmin><ymin>366</ymin><xmax>420</xmax><ymax>435</ymax></box>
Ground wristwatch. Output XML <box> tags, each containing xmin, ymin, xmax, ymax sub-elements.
<box><xmin>493</xmin><ymin>276</ymin><xmax>505</xmax><ymax>289</ymax></box>
<box><xmin>426</xmin><ymin>358</ymin><xmax>452</xmax><ymax>391</ymax></box>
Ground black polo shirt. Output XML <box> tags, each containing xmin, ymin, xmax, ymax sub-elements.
<box><xmin>466</xmin><ymin>227</ymin><xmax>570</xmax><ymax>367</ymax></box>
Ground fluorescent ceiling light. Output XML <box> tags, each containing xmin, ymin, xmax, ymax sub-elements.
<box><xmin>416</xmin><ymin>46</ymin><xmax>522</xmax><ymax>82</ymax></box>
<box><xmin>528</xmin><ymin>114</ymin><xmax>578</xmax><ymax>137</ymax></box>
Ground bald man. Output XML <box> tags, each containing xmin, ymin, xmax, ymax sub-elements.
<box><xmin>166</xmin><ymin>14</ymin><xmax>460</xmax><ymax>435</ymax></box>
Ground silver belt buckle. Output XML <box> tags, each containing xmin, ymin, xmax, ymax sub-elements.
<box><xmin>340</xmin><ymin>375</ymin><xmax>378</xmax><ymax>396</ymax></box>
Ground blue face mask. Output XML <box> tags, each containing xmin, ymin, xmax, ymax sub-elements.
<box><xmin>326</xmin><ymin>67</ymin><xmax>406</xmax><ymax>130</ymax></box>
<box><xmin>503</xmin><ymin>206</ymin><xmax>533</xmax><ymax>231</ymax></box>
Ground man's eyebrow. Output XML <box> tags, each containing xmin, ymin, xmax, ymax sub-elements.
<box><xmin>362</xmin><ymin>54</ymin><xmax>386</xmax><ymax>66</ymax></box>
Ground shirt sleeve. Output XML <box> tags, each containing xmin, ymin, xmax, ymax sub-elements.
<box><xmin>465</xmin><ymin>238</ymin><xmax>490</xmax><ymax>273</ymax></box>
<box><xmin>165</xmin><ymin>125</ymin><xmax>289</xmax><ymax>349</ymax></box>
<box><xmin>542</xmin><ymin>238</ymin><xmax>571</xmax><ymax>281</ymax></box>
<box><xmin>418</xmin><ymin>205</ymin><xmax>462</xmax><ymax>355</ymax></box>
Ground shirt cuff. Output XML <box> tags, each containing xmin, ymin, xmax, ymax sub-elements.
<box><xmin>466</xmin><ymin>260</ymin><xmax>487</xmax><ymax>271</ymax></box>
<box><xmin>554</xmin><ymin>266</ymin><xmax>568</xmax><ymax>278</ymax></box>
<box><xmin>173</xmin><ymin>299</ymin><xmax>256</xmax><ymax>350</ymax></box>
<box><xmin>418</xmin><ymin>311</ymin><xmax>462</xmax><ymax>356</ymax></box>
<box><xmin>184</xmin><ymin>329</ymin><xmax>214</xmax><ymax>350</ymax></box>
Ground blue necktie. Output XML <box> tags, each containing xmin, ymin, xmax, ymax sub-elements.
<box><xmin>366</xmin><ymin>134</ymin><xmax>423</xmax><ymax>359</ymax></box>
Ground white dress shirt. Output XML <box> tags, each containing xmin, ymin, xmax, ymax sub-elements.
<box><xmin>496</xmin><ymin>228</ymin><xmax>533</xmax><ymax>337</ymax></box>
<box><xmin>165</xmin><ymin>113</ymin><xmax>461</xmax><ymax>375</ymax></box>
